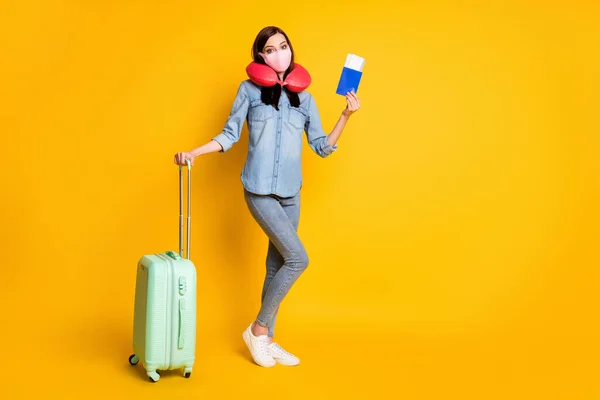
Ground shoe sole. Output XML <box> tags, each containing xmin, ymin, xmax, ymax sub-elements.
<box><xmin>242</xmin><ymin>330</ymin><xmax>276</xmax><ymax>368</ymax></box>
<box><xmin>273</xmin><ymin>358</ymin><xmax>300</xmax><ymax>366</ymax></box>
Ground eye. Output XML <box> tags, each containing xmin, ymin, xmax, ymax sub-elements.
<box><xmin>281</xmin><ymin>44</ymin><xmax>288</xmax><ymax>50</ymax></box>
<box><xmin>266</xmin><ymin>48</ymin><xmax>274</xmax><ymax>54</ymax></box>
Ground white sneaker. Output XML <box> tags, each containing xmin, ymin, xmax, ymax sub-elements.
<box><xmin>268</xmin><ymin>342</ymin><xmax>300</xmax><ymax>366</ymax></box>
<box><xmin>242</xmin><ymin>323</ymin><xmax>276</xmax><ymax>367</ymax></box>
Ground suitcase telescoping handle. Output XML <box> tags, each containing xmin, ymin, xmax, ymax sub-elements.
<box><xmin>179</xmin><ymin>159</ymin><xmax>191</xmax><ymax>259</ymax></box>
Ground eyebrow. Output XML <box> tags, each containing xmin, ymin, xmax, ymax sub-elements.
<box><xmin>265</xmin><ymin>41</ymin><xmax>288</xmax><ymax>49</ymax></box>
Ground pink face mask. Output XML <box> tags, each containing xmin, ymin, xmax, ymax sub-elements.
<box><xmin>259</xmin><ymin>48</ymin><xmax>292</xmax><ymax>73</ymax></box>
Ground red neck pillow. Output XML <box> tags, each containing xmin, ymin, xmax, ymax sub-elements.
<box><xmin>246</xmin><ymin>62</ymin><xmax>311</xmax><ymax>93</ymax></box>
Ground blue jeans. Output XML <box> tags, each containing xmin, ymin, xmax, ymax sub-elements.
<box><xmin>243</xmin><ymin>188</ymin><xmax>309</xmax><ymax>338</ymax></box>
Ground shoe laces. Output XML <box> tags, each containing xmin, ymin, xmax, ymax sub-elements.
<box><xmin>271</xmin><ymin>343</ymin><xmax>293</xmax><ymax>357</ymax></box>
<box><xmin>257</xmin><ymin>336</ymin><xmax>272</xmax><ymax>357</ymax></box>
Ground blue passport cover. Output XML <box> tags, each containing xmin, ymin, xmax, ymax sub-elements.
<box><xmin>336</xmin><ymin>67</ymin><xmax>362</xmax><ymax>96</ymax></box>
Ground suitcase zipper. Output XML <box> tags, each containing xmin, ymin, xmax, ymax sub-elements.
<box><xmin>157</xmin><ymin>253</ymin><xmax>172</xmax><ymax>370</ymax></box>
<box><xmin>169</xmin><ymin>257</ymin><xmax>177</xmax><ymax>369</ymax></box>
<box><xmin>166</xmin><ymin>256</ymin><xmax>173</xmax><ymax>370</ymax></box>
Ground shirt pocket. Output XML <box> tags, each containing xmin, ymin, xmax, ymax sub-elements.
<box><xmin>249</xmin><ymin>101</ymin><xmax>275</xmax><ymax>122</ymax></box>
<box><xmin>288</xmin><ymin>106</ymin><xmax>307</xmax><ymax>130</ymax></box>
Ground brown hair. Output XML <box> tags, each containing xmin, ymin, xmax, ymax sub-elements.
<box><xmin>251</xmin><ymin>26</ymin><xmax>300</xmax><ymax>109</ymax></box>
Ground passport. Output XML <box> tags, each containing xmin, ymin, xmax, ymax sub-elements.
<box><xmin>336</xmin><ymin>53</ymin><xmax>365</xmax><ymax>96</ymax></box>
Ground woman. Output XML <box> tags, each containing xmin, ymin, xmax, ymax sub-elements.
<box><xmin>174</xmin><ymin>26</ymin><xmax>360</xmax><ymax>367</ymax></box>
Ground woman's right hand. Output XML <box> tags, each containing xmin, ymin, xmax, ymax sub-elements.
<box><xmin>174</xmin><ymin>151</ymin><xmax>194</xmax><ymax>166</ymax></box>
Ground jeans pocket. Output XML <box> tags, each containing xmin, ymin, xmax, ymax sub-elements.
<box><xmin>249</xmin><ymin>103</ymin><xmax>274</xmax><ymax>122</ymax></box>
<box><xmin>288</xmin><ymin>107</ymin><xmax>305</xmax><ymax>130</ymax></box>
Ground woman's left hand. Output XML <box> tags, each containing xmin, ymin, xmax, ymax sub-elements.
<box><xmin>342</xmin><ymin>91</ymin><xmax>360</xmax><ymax>117</ymax></box>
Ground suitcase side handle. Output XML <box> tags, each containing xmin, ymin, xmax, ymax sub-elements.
<box><xmin>179</xmin><ymin>159</ymin><xmax>191</xmax><ymax>259</ymax></box>
<box><xmin>178</xmin><ymin>298</ymin><xmax>186</xmax><ymax>349</ymax></box>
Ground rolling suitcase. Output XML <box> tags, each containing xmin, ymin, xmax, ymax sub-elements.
<box><xmin>128</xmin><ymin>160</ymin><xmax>197</xmax><ymax>382</ymax></box>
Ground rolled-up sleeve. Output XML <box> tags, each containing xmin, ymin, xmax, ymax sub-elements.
<box><xmin>212</xmin><ymin>82</ymin><xmax>249</xmax><ymax>152</ymax></box>
<box><xmin>304</xmin><ymin>94</ymin><xmax>338</xmax><ymax>158</ymax></box>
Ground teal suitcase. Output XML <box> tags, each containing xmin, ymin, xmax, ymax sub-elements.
<box><xmin>128</xmin><ymin>162</ymin><xmax>197</xmax><ymax>382</ymax></box>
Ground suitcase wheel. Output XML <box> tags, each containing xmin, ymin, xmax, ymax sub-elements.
<box><xmin>128</xmin><ymin>354</ymin><xmax>139</xmax><ymax>366</ymax></box>
<box><xmin>184</xmin><ymin>372</ymin><xmax>191</xmax><ymax>378</ymax></box>
<box><xmin>147</xmin><ymin>371</ymin><xmax>160</xmax><ymax>383</ymax></box>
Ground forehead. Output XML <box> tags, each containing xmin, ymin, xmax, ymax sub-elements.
<box><xmin>264</xmin><ymin>33</ymin><xmax>287</xmax><ymax>48</ymax></box>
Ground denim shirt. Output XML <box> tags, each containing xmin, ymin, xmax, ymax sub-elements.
<box><xmin>212</xmin><ymin>79</ymin><xmax>337</xmax><ymax>197</ymax></box>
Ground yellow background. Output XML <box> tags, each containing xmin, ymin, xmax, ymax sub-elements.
<box><xmin>1</xmin><ymin>0</ymin><xmax>598</xmax><ymax>398</ymax></box>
